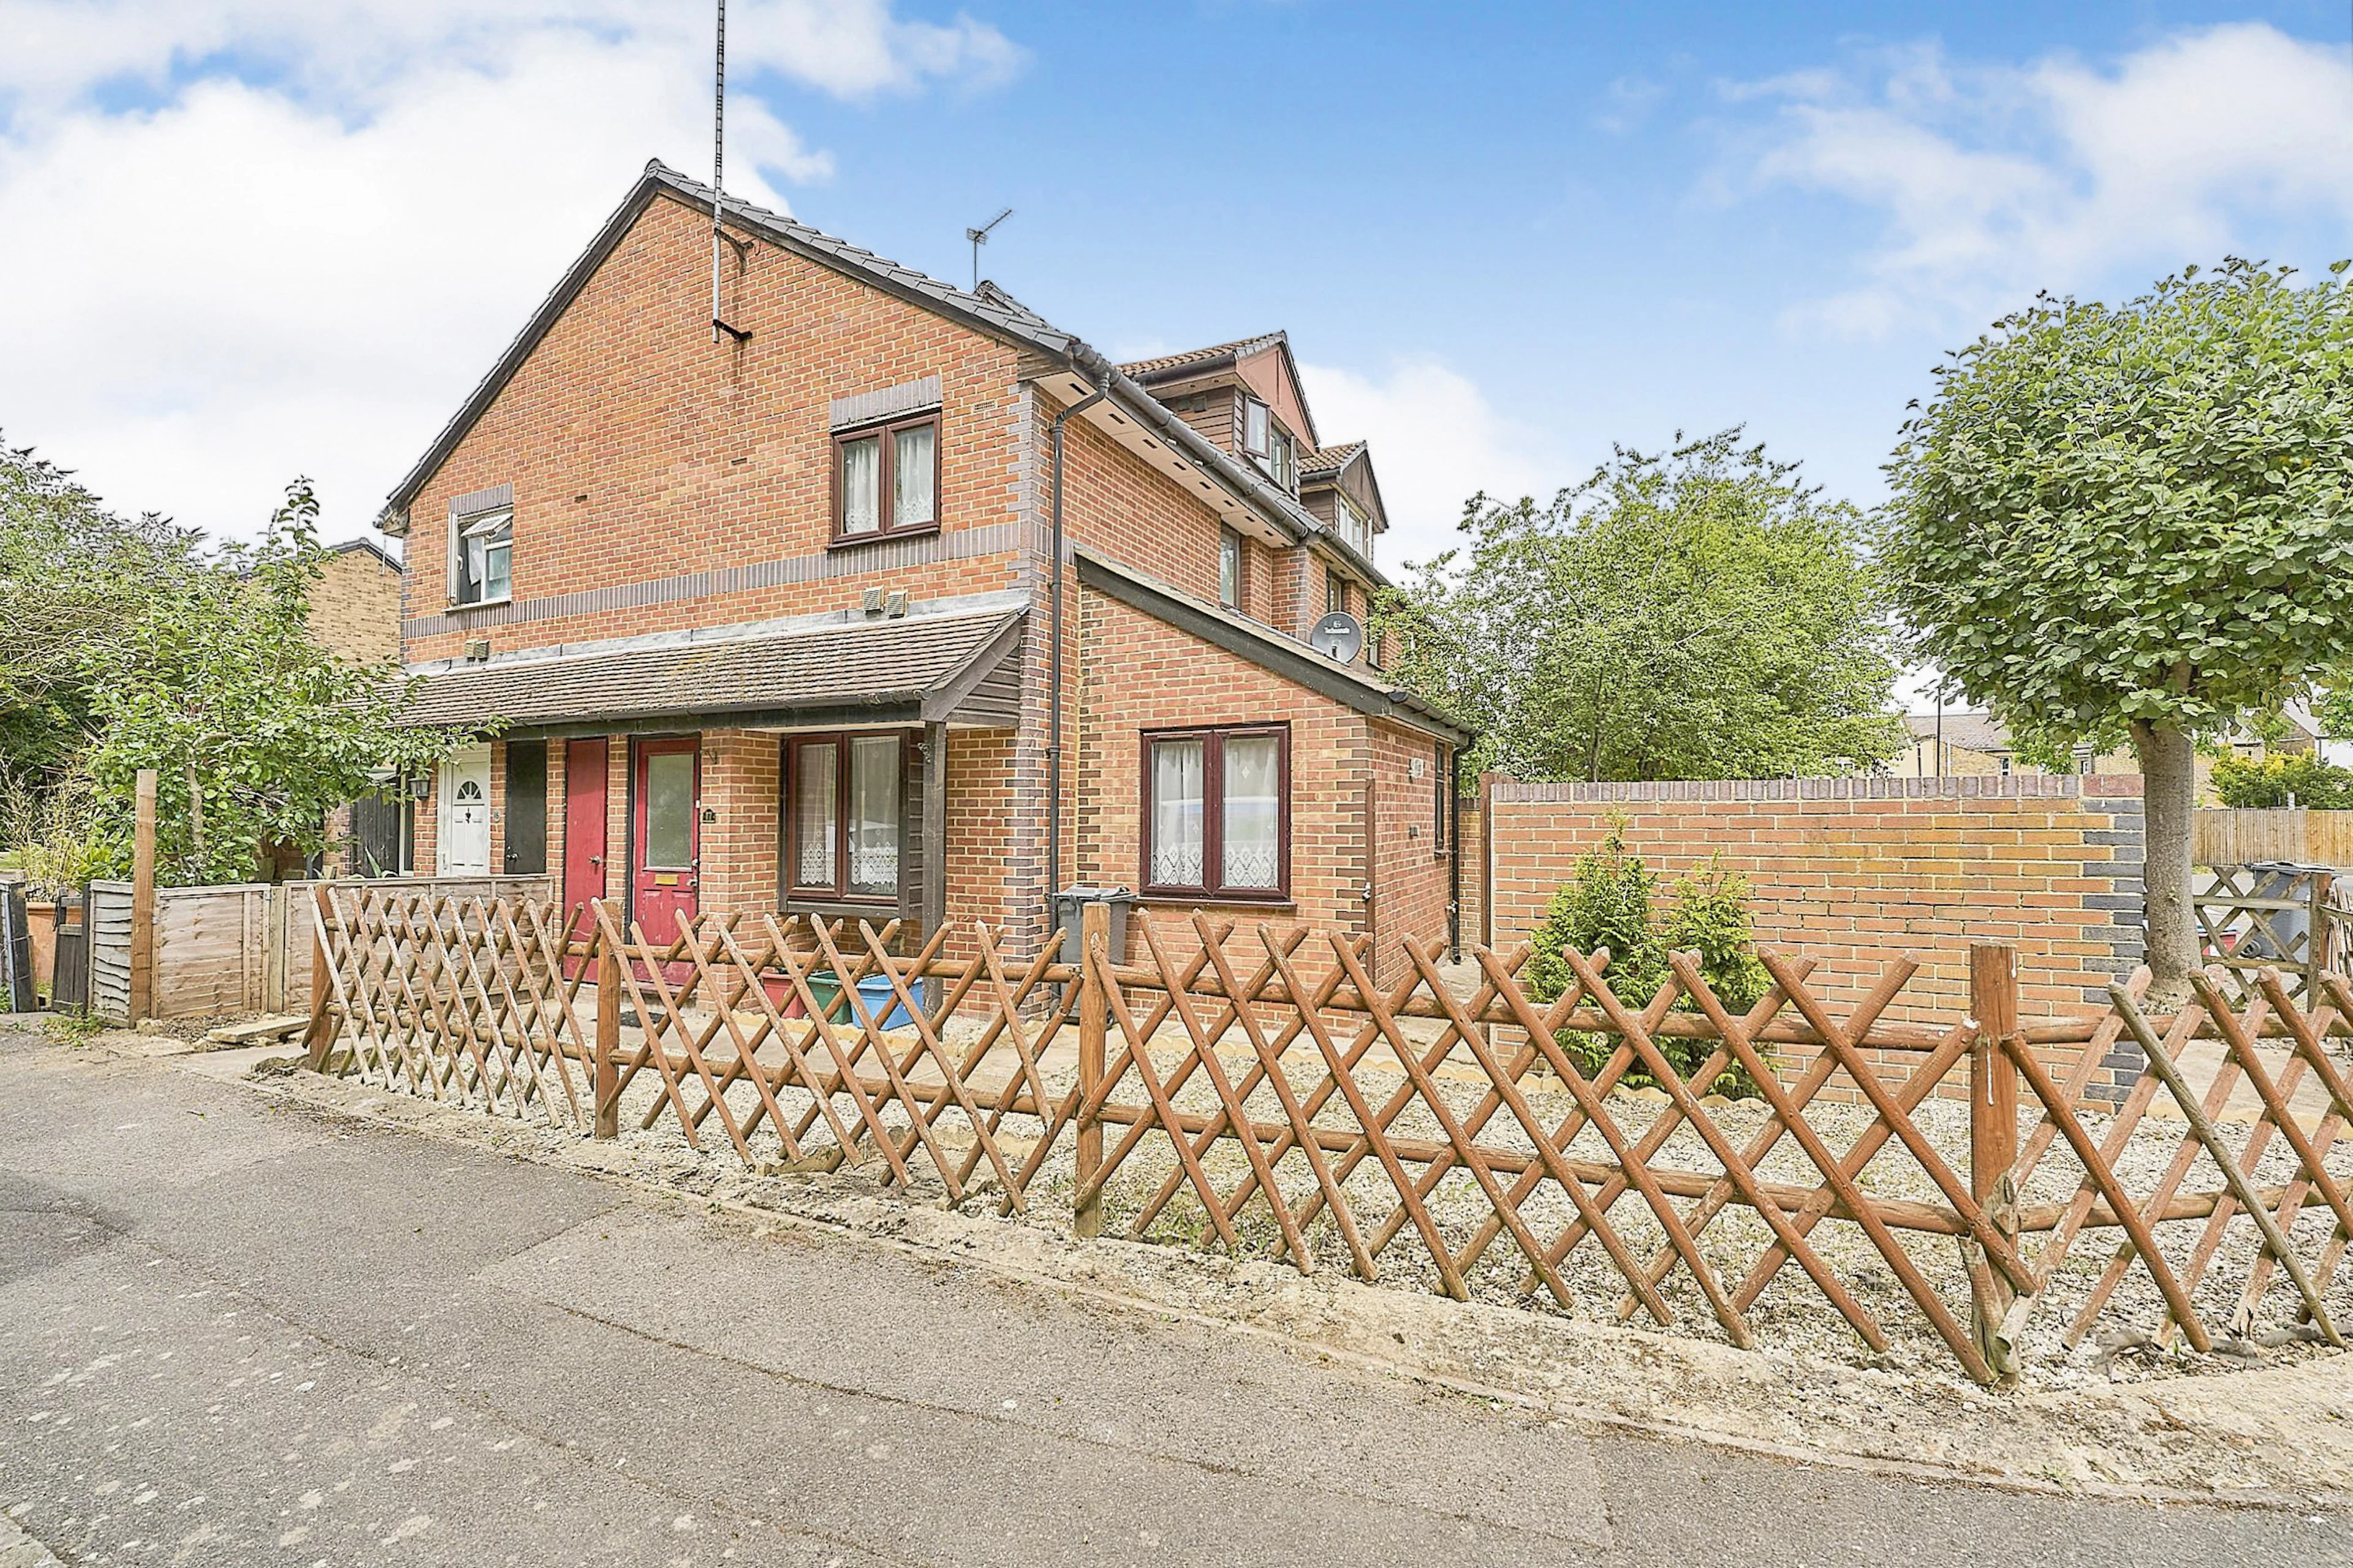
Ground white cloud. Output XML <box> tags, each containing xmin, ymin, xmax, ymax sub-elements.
<box><xmin>1300</xmin><ymin>358</ymin><xmax>1556</xmax><ymax>571</ymax></box>
<box><xmin>0</xmin><ymin>2</ymin><xmax>1022</xmax><ymax>542</ymax></box>
<box><xmin>1734</xmin><ymin>23</ymin><xmax>2353</xmax><ymax>336</ymax></box>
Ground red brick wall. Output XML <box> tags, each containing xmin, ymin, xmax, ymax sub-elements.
<box><xmin>1485</xmin><ymin>776</ymin><xmax>2148</xmax><ymax>1097</ymax></box>
<box><xmin>1366</xmin><ymin>724</ymin><xmax>1453</xmax><ymax>978</ymax></box>
<box><xmin>699</xmin><ymin>729</ymin><xmax>779</xmax><ymax>915</ymax></box>
<box><xmin>1051</xmin><ymin>400</ymin><xmax>1227</xmax><ymax>610</ymax></box>
<box><xmin>400</xmin><ymin>193</ymin><xmax>1028</xmax><ymax>663</ymax></box>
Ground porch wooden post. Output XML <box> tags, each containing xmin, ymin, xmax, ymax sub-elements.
<box><xmin>1968</xmin><ymin>941</ymin><xmax>2021</xmax><ymax>1380</ymax></box>
<box><xmin>303</xmin><ymin>884</ymin><xmax>338</xmax><ymax>1070</ymax></box>
<box><xmin>1074</xmin><ymin>898</ymin><xmax>1108</xmax><ymax>1238</ymax></box>
<box><xmin>921</xmin><ymin>721</ymin><xmax>949</xmax><ymax>938</ymax></box>
<box><xmin>594</xmin><ymin>904</ymin><xmax>621</xmax><ymax>1140</ymax></box>
<box><xmin>129</xmin><ymin>767</ymin><xmax>157</xmax><ymax>1023</ymax></box>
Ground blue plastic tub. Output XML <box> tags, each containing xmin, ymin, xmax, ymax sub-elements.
<box><xmin>803</xmin><ymin>970</ymin><xmax>930</xmax><ymax>1029</ymax></box>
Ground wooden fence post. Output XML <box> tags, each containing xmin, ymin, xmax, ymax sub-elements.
<box><xmin>1074</xmin><ymin>899</ymin><xmax>1108</xmax><ymax>1239</ymax></box>
<box><xmin>1968</xmin><ymin>941</ymin><xmax>2021</xmax><ymax>1381</ymax></box>
<box><xmin>128</xmin><ymin>767</ymin><xmax>157</xmax><ymax>1023</ymax></box>
<box><xmin>2311</xmin><ymin>871</ymin><xmax>2337</xmax><ymax>987</ymax></box>
<box><xmin>594</xmin><ymin>904</ymin><xmax>621</xmax><ymax>1140</ymax></box>
<box><xmin>303</xmin><ymin>884</ymin><xmax>338</xmax><ymax>1070</ymax></box>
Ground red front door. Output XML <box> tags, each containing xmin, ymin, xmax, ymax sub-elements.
<box><xmin>562</xmin><ymin>739</ymin><xmax>608</xmax><ymax>962</ymax></box>
<box><xmin>631</xmin><ymin>736</ymin><xmax>702</xmax><ymax>947</ymax></box>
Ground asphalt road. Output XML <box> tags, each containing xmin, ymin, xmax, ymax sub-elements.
<box><xmin>1</xmin><ymin>1025</ymin><xmax>2346</xmax><ymax>1567</ymax></box>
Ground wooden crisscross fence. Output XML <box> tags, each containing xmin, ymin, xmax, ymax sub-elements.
<box><xmin>301</xmin><ymin>885</ymin><xmax>2353</xmax><ymax>1387</ymax></box>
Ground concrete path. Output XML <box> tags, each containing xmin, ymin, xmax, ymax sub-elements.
<box><xmin>1</xmin><ymin>1026</ymin><xmax>2346</xmax><ymax>1567</ymax></box>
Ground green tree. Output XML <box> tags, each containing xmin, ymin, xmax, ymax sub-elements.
<box><xmin>1376</xmin><ymin>430</ymin><xmax>1906</xmax><ymax>783</ymax></box>
<box><xmin>0</xmin><ymin>436</ymin><xmax>197</xmax><ymax>797</ymax></box>
<box><xmin>1881</xmin><ymin>260</ymin><xmax>2353</xmax><ymax>1001</ymax></box>
<box><xmin>2210</xmin><ymin>752</ymin><xmax>2353</xmax><ymax>811</ymax></box>
<box><xmin>75</xmin><ymin>480</ymin><xmax>462</xmax><ymax>885</ymax></box>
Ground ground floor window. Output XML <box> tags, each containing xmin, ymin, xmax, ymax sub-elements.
<box><xmin>784</xmin><ymin>732</ymin><xmax>904</xmax><ymax>900</ymax></box>
<box><xmin>1142</xmin><ymin>724</ymin><xmax>1289</xmax><ymax>900</ymax></box>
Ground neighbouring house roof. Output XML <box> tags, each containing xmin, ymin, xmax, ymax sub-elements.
<box><xmin>396</xmin><ymin>606</ymin><xmax>1025</xmax><ymax>734</ymax></box>
<box><xmin>1072</xmin><ymin>545</ymin><xmax>1469</xmax><ymax>747</ymax></box>
<box><xmin>1298</xmin><ymin>440</ymin><xmax>1365</xmax><ymax>480</ymax></box>
<box><xmin>379</xmin><ymin>163</ymin><xmax>1330</xmax><ymax>561</ymax></box>
<box><xmin>1903</xmin><ymin>713</ymin><xmax>2014</xmax><ymax>754</ymax></box>
<box><xmin>325</xmin><ymin>536</ymin><xmax>400</xmax><ymax>571</ymax></box>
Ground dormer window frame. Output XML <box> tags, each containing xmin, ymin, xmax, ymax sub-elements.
<box><xmin>1332</xmin><ymin>492</ymin><xmax>1373</xmax><ymax>559</ymax></box>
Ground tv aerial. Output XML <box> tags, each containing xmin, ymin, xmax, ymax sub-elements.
<box><xmin>966</xmin><ymin>208</ymin><xmax>1012</xmax><ymax>290</ymax></box>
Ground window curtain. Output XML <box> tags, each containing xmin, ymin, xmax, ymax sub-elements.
<box><xmin>794</xmin><ymin>744</ymin><xmax>837</xmax><ymax>886</ymax></box>
<box><xmin>1221</xmin><ymin>736</ymin><xmax>1281</xmax><ymax>889</ymax></box>
<box><xmin>893</xmin><ymin>425</ymin><xmax>935</xmax><ymax>528</ymax></box>
<box><xmin>1151</xmin><ymin>740</ymin><xmax>1205</xmax><ymax>887</ymax></box>
<box><xmin>847</xmin><ymin>736</ymin><xmax>901</xmax><ymax>896</ymax></box>
<box><xmin>841</xmin><ymin>437</ymin><xmax>881</xmax><ymax>534</ymax></box>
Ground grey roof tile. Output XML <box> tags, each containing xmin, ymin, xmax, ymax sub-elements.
<box><xmin>400</xmin><ymin>608</ymin><xmax>1021</xmax><ymax>729</ymax></box>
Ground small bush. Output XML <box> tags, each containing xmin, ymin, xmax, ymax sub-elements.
<box><xmin>1523</xmin><ymin>821</ymin><xmax>1769</xmax><ymax>1096</ymax></box>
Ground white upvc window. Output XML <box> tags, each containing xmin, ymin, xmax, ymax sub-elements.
<box><xmin>457</xmin><ymin>509</ymin><xmax>512</xmax><ymax>605</ymax></box>
<box><xmin>1332</xmin><ymin>494</ymin><xmax>1373</xmax><ymax>559</ymax></box>
<box><xmin>1243</xmin><ymin>398</ymin><xmax>1270</xmax><ymax>458</ymax></box>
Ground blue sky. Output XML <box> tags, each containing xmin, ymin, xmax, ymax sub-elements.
<box><xmin>3</xmin><ymin>0</ymin><xmax>2350</xmax><ymax>584</ymax></box>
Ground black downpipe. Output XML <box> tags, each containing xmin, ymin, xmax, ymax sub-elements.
<box><xmin>1046</xmin><ymin>377</ymin><xmax>1106</xmax><ymax>933</ymax></box>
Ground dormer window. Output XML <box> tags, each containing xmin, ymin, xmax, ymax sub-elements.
<box><xmin>457</xmin><ymin>508</ymin><xmax>512</xmax><ymax>605</ymax></box>
<box><xmin>1243</xmin><ymin>398</ymin><xmax>1270</xmax><ymax>459</ymax></box>
<box><xmin>1269</xmin><ymin>428</ymin><xmax>1295</xmax><ymax>490</ymax></box>
<box><xmin>1333</xmin><ymin>493</ymin><xmax>1373</xmax><ymax>559</ymax></box>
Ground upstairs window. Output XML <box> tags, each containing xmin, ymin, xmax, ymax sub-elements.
<box><xmin>456</xmin><ymin>507</ymin><xmax>512</xmax><ymax>605</ymax></box>
<box><xmin>835</xmin><ymin>415</ymin><xmax>938</xmax><ymax>543</ymax></box>
<box><xmin>1143</xmin><ymin>725</ymin><xmax>1289</xmax><ymax>901</ymax></box>
<box><xmin>1218</xmin><ymin>526</ymin><xmax>1245</xmax><ymax>610</ymax></box>
<box><xmin>1269</xmin><ymin>426</ymin><xmax>1295</xmax><ymax>490</ymax></box>
<box><xmin>1333</xmin><ymin>493</ymin><xmax>1373</xmax><ymax>558</ymax></box>
<box><xmin>1326</xmin><ymin>573</ymin><xmax>1349</xmax><ymax>618</ymax></box>
<box><xmin>1243</xmin><ymin>398</ymin><xmax>1270</xmax><ymax>460</ymax></box>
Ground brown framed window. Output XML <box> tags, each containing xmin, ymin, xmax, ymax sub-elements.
<box><xmin>1142</xmin><ymin>724</ymin><xmax>1289</xmax><ymax>901</ymax></box>
<box><xmin>1218</xmin><ymin>526</ymin><xmax>1245</xmax><ymax>610</ymax></box>
<box><xmin>832</xmin><ymin>414</ymin><xmax>939</xmax><ymax>543</ymax></box>
<box><xmin>784</xmin><ymin>732</ymin><xmax>904</xmax><ymax>900</ymax></box>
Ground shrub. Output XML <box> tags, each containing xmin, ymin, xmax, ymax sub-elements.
<box><xmin>1523</xmin><ymin>822</ymin><xmax>1770</xmax><ymax>1095</ymax></box>
<box><xmin>2210</xmin><ymin>751</ymin><xmax>2353</xmax><ymax>810</ymax></box>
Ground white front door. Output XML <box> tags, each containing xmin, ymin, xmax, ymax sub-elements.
<box><xmin>438</xmin><ymin>746</ymin><xmax>491</xmax><ymax>874</ymax></box>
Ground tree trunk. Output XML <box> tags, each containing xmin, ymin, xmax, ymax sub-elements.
<box><xmin>188</xmin><ymin>762</ymin><xmax>205</xmax><ymax>871</ymax></box>
<box><xmin>2132</xmin><ymin>718</ymin><xmax>2197</xmax><ymax>1007</ymax></box>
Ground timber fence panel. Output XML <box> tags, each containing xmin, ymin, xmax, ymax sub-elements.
<box><xmin>2197</xmin><ymin>808</ymin><xmax>2353</xmax><ymax>871</ymax></box>
<box><xmin>88</xmin><ymin>881</ymin><xmax>132</xmax><ymax>1021</ymax></box>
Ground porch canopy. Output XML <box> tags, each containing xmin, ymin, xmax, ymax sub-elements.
<box><xmin>397</xmin><ymin>606</ymin><xmax>1025</xmax><ymax>735</ymax></box>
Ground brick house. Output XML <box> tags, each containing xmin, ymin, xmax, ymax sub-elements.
<box><xmin>374</xmin><ymin>161</ymin><xmax>1467</xmax><ymax>964</ymax></box>
<box><xmin>308</xmin><ymin>538</ymin><xmax>404</xmax><ymax>664</ymax></box>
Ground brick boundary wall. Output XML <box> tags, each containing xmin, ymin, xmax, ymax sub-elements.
<box><xmin>1485</xmin><ymin>775</ymin><xmax>2148</xmax><ymax>1102</ymax></box>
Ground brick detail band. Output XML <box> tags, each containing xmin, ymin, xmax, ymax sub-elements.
<box><xmin>403</xmin><ymin>521</ymin><xmax>1020</xmax><ymax>638</ymax></box>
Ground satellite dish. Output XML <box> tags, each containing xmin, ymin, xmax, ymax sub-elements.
<box><xmin>1309</xmin><ymin>610</ymin><xmax>1363</xmax><ymax>663</ymax></box>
